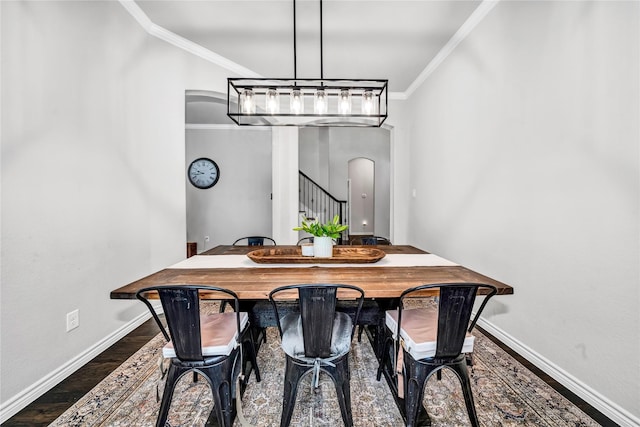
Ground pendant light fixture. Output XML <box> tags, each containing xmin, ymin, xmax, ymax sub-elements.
<box><xmin>227</xmin><ymin>0</ymin><xmax>387</xmax><ymax>127</ymax></box>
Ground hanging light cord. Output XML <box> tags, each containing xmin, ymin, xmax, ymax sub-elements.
<box><xmin>320</xmin><ymin>0</ymin><xmax>324</xmax><ymax>81</ymax></box>
<box><xmin>293</xmin><ymin>0</ymin><xmax>324</xmax><ymax>82</ymax></box>
<box><xmin>293</xmin><ymin>0</ymin><xmax>297</xmax><ymax>82</ymax></box>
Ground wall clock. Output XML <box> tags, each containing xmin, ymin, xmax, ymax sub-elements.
<box><xmin>188</xmin><ymin>157</ymin><xmax>220</xmax><ymax>189</ymax></box>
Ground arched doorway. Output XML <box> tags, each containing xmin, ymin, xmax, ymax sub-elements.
<box><xmin>348</xmin><ymin>158</ymin><xmax>375</xmax><ymax>236</ymax></box>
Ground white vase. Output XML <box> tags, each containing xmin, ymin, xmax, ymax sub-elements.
<box><xmin>313</xmin><ymin>236</ymin><xmax>334</xmax><ymax>258</ymax></box>
<box><xmin>301</xmin><ymin>243</ymin><xmax>314</xmax><ymax>257</ymax></box>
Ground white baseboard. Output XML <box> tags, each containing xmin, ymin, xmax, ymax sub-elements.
<box><xmin>0</xmin><ymin>310</ymin><xmax>153</xmax><ymax>424</ymax></box>
<box><xmin>477</xmin><ymin>318</ymin><xmax>640</xmax><ymax>427</ymax></box>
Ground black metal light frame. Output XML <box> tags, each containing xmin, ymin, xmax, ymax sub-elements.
<box><xmin>227</xmin><ymin>0</ymin><xmax>388</xmax><ymax>127</ymax></box>
<box><xmin>227</xmin><ymin>78</ymin><xmax>388</xmax><ymax>127</ymax></box>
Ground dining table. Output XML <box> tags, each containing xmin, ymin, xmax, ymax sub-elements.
<box><xmin>110</xmin><ymin>244</ymin><xmax>513</xmax><ymax>300</ymax></box>
<box><xmin>110</xmin><ymin>244</ymin><xmax>513</xmax><ymax>425</ymax></box>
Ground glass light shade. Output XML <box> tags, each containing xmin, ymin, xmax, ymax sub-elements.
<box><xmin>338</xmin><ymin>89</ymin><xmax>351</xmax><ymax>115</ymax></box>
<box><xmin>228</xmin><ymin>78</ymin><xmax>387</xmax><ymax>126</ymax></box>
<box><xmin>314</xmin><ymin>89</ymin><xmax>328</xmax><ymax>114</ymax></box>
<box><xmin>265</xmin><ymin>88</ymin><xmax>279</xmax><ymax>114</ymax></box>
<box><xmin>362</xmin><ymin>90</ymin><xmax>377</xmax><ymax>115</ymax></box>
<box><xmin>241</xmin><ymin>88</ymin><xmax>256</xmax><ymax>114</ymax></box>
<box><xmin>290</xmin><ymin>88</ymin><xmax>304</xmax><ymax>114</ymax></box>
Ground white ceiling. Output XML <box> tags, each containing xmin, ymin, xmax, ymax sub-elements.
<box><xmin>136</xmin><ymin>0</ymin><xmax>482</xmax><ymax>94</ymax></box>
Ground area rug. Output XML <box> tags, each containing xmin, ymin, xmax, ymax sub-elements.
<box><xmin>51</xmin><ymin>316</ymin><xmax>601</xmax><ymax>426</ymax></box>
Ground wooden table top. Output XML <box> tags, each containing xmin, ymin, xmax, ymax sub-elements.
<box><xmin>110</xmin><ymin>245</ymin><xmax>513</xmax><ymax>300</ymax></box>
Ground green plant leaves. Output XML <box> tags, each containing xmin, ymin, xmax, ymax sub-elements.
<box><xmin>293</xmin><ymin>215</ymin><xmax>348</xmax><ymax>238</ymax></box>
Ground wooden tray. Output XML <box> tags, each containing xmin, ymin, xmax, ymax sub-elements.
<box><xmin>247</xmin><ymin>247</ymin><xmax>386</xmax><ymax>264</ymax></box>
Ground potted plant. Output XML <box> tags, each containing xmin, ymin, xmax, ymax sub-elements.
<box><xmin>294</xmin><ymin>215</ymin><xmax>348</xmax><ymax>258</ymax></box>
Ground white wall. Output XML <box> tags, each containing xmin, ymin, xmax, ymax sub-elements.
<box><xmin>272</xmin><ymin>127</ymin><xmax>300</xmax><ymax>245</ymax></box>
<box><xmin>0</xmin><ymin>1</ymin><xmax>233</xmax><ymax>414</ymax></box>
<box><xmin>401</xmin><ymin>1</ymin><xmax>639</xmax><ymax>422</ymax></box>
<box><xmin>387</xmin><ymin>100</ymin><xmax>412</xmax><ymax>245</ymax></box>
<box><xmin>299</xmin><ymin>127</ymin><xmax>331</xmax><ymax>190</ymax></box>
<box><xmin>186</xmin><ymin>128</ymin><xmax>272</xmax><ymax>250</ymax></box>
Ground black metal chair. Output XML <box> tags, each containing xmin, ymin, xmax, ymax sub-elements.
<box><xmin>351</xmin><ymin>236</ymin><xmax>392</xmax><ymax>245</ymax></box>
<box><xmin>351</xmin><ymin>235</ymin><xmax>391</xmax><ymax>342</ymax></box>
<box><xmin>269</xmin><ymin>284</ymin><xmax>365</xmax><ymax>427</ymax></box>
<box><xmin>377</xmin><ymin>283</ymin><xmax>497</xmax><ymax>427</ymax></box>
<box><xmin>229</xmin><ymin>237</ymin><xmax>276</xmax><ymax>348</ymax></box>
<box><xmin>136</xmin><ymin>285</ymin><xmax>260</xmax><ymax>427</ymax></box>
<box><xmin>233</xmin><ymin>236</ymin><xmax>276</xmax><ymax>246</ymax></box>
<box><xmin>296</xmin><ymin>236</ymin><xmax>314</xmax><ymax>245</ymax></box>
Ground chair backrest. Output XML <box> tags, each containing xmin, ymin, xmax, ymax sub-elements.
<box><xmin>233</xmin><ymin>236</ymin><xmax>277</xmax><ymax>246</ymax></box>
<box><xmin>269</xmin><ymin>284</ymin><xmax>364</xmax><ymax>358</ymax></box>
<box><xmin>352</xmin><ymin>236</ymin><xmax>392</xmax><ymax>245</ymax></box>
<box><xmin>136</xmin><ymin>285</ymin><xmax>241</xmax><ymax>361</ymax></box>
<box><xmin>398</xmin><ymin>283</ymin><xmax>497</xmax><ymax>359</ymax></box>
<box><xmin>296</xmin><ymin>236</ymin><xmax>314</xmax><ymax>245</ymax></box>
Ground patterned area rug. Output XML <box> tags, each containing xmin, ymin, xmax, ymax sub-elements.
<box><xmin>51</xmin><ymin>307</ymin><xmax>600</xmax><ymax>426</ymax></box>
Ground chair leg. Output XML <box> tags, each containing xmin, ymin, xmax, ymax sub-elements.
<box><xmin>376</xmin><ymin>335</ymin><xmax>393</xmax><ymax>381</ymax></box>
<box><xmin>219</xmin><ymin>300</ymin><xmax>228</xmax><ymax>312</ymax></box>
<box><xmin>202</xmin><ymin>360</ymin><xmax>236</xmax><ymax>427</ymax></box>
<box><xmin>243</xmin><ymin>329</ymin><xmax>261</xmax><ymax>383</ymax></box>
<box><xmin>357</xmin><ymin>325</ymin><xmax>364</xmax><ymax>342</ymax></box>
<box><xmin>449</xmin><ymin>359</ymin><xmax>480</xmax><ymax>427</ymax></box>
<box><xmin>156</xmin><ymin>364</ymin><xmax>182</xmax><ymax>427</ymax></box>
<box><xmin>327</xmin><ymin>356</ymin><xmax>354</xmax><ymax>427</ymax></box>
<box><xmin>280</xmin><ymin>357</ymin><xmax>308</xmax><ymax>427</ymax></box>
<box><xmin>403</xmin><ymin>358</ymin><xmax>434</xmax><ymax>427</ymax></box>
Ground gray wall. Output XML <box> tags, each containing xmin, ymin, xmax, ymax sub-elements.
<box><xmin>299</xmin><ymin>127</ymin><xmax>391</xmax><ymax>239</ymax></box>
<box><xmin>0</xmin><ymin>1</ymin><xmax>231</xmax><ymax>413</ymax></box>
<box><xmin>348</xmin><ymin>158</ymin><xmax>375</xmax><ymax>234</ymax></box>
<box><xmin>402</xmin><ymin>1</ymin><xmax>639</xmax><ymax>421</ymax></box>
<box><xmin>186</xmin><ymin>129</ymin><xmax>272</xmax><ymax>250</ymax></box>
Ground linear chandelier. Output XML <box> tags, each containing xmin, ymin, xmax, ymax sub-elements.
<box><xmin>227</xmin><ymin>0</ymin><xmax>388</xmax><ymax>127</ymax></box>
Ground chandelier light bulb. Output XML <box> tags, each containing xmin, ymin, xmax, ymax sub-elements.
<box><xmin>265</xmin><ymin>88</ymin><xmax>279</xmax><ymax>114</ymax></box>
<box><xmin>290</xmin><ymin>88</ymin><xmax>304</xmax><ymax>114</ymax></box>
<box><xmin>338</xmin><ymin>89</ymin><xmax>351</xmax><ymax>115</ymax></box>
<box><xmin>314</xmin><ymin>89</ymin><xmax>328</xmax><ymax>114</ymax></box>
<box><xmin>241</xmin><ymin>88</ymin><xmax>255</xmax><ymax>114</ymax></box>
<box><xmin>362</xmin><ymin>90</ymin><xmax>376</xmax><ymax>115</ymax></box>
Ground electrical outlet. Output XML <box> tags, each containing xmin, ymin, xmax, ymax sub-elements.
<box><xmin>204</xmin><ymin>236</ymin><xmax>210</xmax><ymax>242</ymax></box>
<box><xmin>66</xmin><ymin>309</ymin><xmax>79</xmax><ymax>332</ymax></box>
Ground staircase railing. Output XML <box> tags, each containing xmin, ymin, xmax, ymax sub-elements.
<box><xmin>298</xmin><ymin>171</ymin><xmax>348</xmax><ymax>243</ymax></box>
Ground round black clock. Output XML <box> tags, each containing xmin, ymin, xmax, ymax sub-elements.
<box><xmin>188</xmin><ymin>157</ymin><xmax>220</xmax><ymax>189</ymax></box>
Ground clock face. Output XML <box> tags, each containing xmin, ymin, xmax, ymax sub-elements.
<box><xmin>188</xmin><ymin>158</ymin><xmax>220</xmax><ymax>189</ymax></box>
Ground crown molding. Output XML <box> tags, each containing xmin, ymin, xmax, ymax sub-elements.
<box><xmin>119</xmin><ymin>0</ymin><xmax>496</xmax><ymax>102</ymax></box>
<box><xmin>186</xmin><ymin>124</ymin><xmax>271</xmax><ymax>131</ymax></box>
<box><xmin>388</xmin><ymin>92</ymin><xmax>407</xmax><ymax>101</ymax></box>
<box><xmin>403</xmin><ymin>0</ymin><xmax>500</xmax><ymax>99</ymax></box>
<box><xmin>118</xmin><ymin>0</ymin><xmax>261</xmax><ymax>78</ymax></box>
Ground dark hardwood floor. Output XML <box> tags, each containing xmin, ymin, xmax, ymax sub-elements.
<box><xmin>1</xmin><ymin>318</ymin><xmax>160</xmax><ymax>427</ymax></box>
<box><xmin>476</xmin><ymin>326</ymin><xmax>618</xmax><ymax>427</ymax></box>
<box><xmin>2</xmin><ymin>321</ymin><xmax>617</xmax><ymax>426</ymax></box>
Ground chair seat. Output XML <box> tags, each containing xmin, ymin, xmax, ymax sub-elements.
<box><xmin>280</xmin><ymin>311</ymin><xmax>353</xmax><ymax>360</ymax></box>
<box><xmin>163</xmin><ymin>312</ymin><xmax>249</xmax><ymax>358</ymax></box>
<box><xmin>385</xmin><ymin>308</ymin><xmax>474</xmax><ymax>360</ymax></box>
